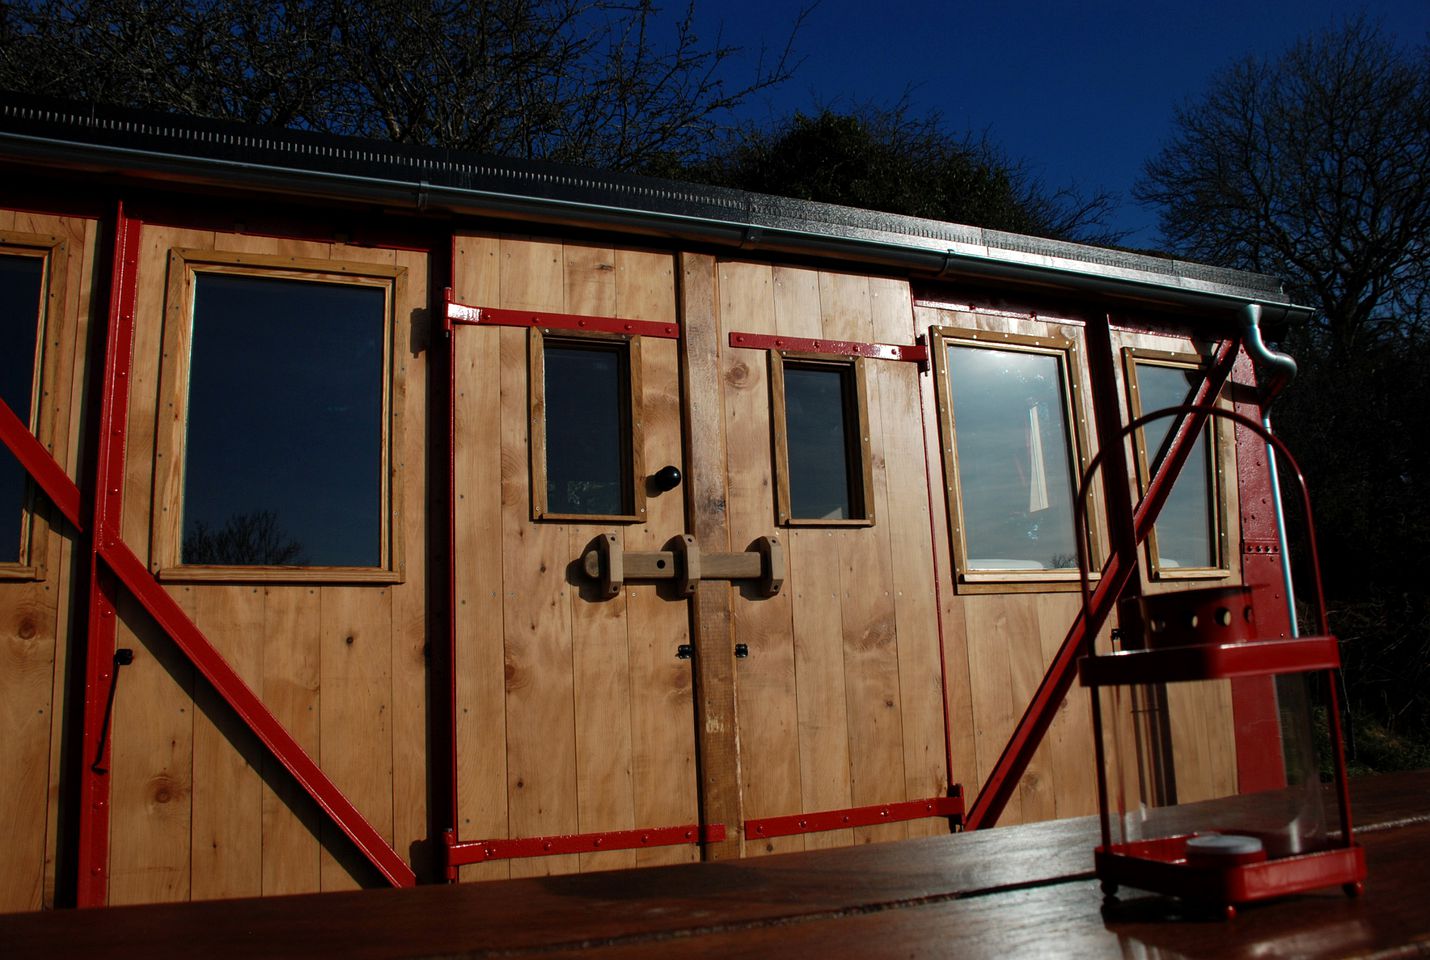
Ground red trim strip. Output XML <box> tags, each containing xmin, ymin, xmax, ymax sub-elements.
<box><xmin>728</xmin><ymin>330</ymin><xmax>928</xmax><ymax>363</ymax></box>
<box><xmin>447</xmin><ymin>824</ymin><xmax>726</xmax><ymax>865</ymax></box>
<box><xmin>745</xmin><ymin>793</ymin><xmax>963</xmax><ymax>840</ymax></box>
<box><xmin>98</xmin><ymin>540</ymin><xmax>416</xmax><ymax>887</ymax></box>
<box><xmin>0</xmin><ymin>399</ymin><xmax>83</xmax><ymax>529</ymax></box>
<box><xmin>77</xmin><ymin>204</ymin><xmax>142</xmax><ymax>907</ymax></box>
<box><xmin>445</xmin><ymin>290</ymin><xmax>679</xmax><ymax>339</ymax></box>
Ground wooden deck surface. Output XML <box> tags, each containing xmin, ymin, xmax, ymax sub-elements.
<box><xmin>5</xmin><ymin>769</ymin><xmax>1427</xmax><ymax>958</ymax></box>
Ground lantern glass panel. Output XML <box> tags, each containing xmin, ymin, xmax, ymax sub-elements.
<box><xmin>1099</xmin><ymin>672</ymin><xmax>1341</xmax><ymax>861</ymax></box>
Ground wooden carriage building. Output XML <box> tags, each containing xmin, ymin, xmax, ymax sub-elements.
<box><xmin>0</xmin><ymin>95</ymin><xmax>1312</xmax><ymax>911</ymax></box>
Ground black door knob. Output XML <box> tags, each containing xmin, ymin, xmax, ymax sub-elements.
<box><xmin>652</xmin><ymin>465</ymin><xmax>682</xmax><ymax>492</ymax></box>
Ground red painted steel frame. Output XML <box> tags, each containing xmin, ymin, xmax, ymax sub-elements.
<box><xmin>728</xmin><ymin>330</ymin><xmax>929</xmax><ymax>363</ymax></box>
<box><xmin>446</xmin><ymin>825</ymin><xmax>727</xmax><ymax>870</ymax></box>
<box><xmin>745</xmin><ymin>793</ymin><xmax>964</xmax><ymax>841</ymax></box>
<box><xmin>964</xmin><ymin>333</ymin><xmax>1241</xmax><ymax>831</ymax></box>
<box><xmin>76</xmin><ymin>203</ymin><xmax>141</xmax><ymax>907</ymax></box>
<box><xmin>0</xmin><ymin>399</ymin><xmax>83</xmax><ymax>529</ymax></box>
<box><xmin>445</xmin><ymin>290</ymin><xmax>679</xmax><ymax>339</ymax></box>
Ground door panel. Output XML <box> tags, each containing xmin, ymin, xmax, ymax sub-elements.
<box><xmin>715</xmin><ymin>261</ymin><xmax>949</xmax><ymax>855</ymax></box>
<box><xmin>452</xmin><ymin>235</ymin><xmax>695</xmax><ymax>880</ymax></box>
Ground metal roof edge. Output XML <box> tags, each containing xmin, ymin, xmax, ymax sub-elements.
<box><xmin>0</xmin><ymin>94</ymin><xmax>1315</xmax><ymax>320</ymax></box>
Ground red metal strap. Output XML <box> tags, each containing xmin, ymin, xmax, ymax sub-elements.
<box><xmin>745</xmin><ymin>793</ymin><xmax>964</xmax><ymax>840</ymax></box>
<box><xmin>728</xmin><ymin>331</ymin><xmax>928</xmax><ymax>363</ymax></box>
<box><xmin>445</xmin><ymin>289</ymin><xmax>679</xmax><ymax>339</ymax></box>
<box><xmin>0</xmin><ymin>398</ymin><xmax>83</xmax><ymax>529</ymax></box>
<box><xmin>447</xmin><ymin>823</ymin><xmax>726</xmax><ymax>866</ymax></box>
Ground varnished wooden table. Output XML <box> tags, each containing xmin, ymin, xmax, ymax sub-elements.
<box><xmin>5</xmin><ymin>770</ymin><xmax>1427</xmax><ymax>958</ymax></box>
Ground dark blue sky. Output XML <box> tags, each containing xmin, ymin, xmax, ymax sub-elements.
<box><xmin>697</xmin><ymin>1</ymin><xmax>1429</xmax><ymax>246</ymax></box>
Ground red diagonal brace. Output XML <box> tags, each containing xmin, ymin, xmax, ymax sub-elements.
<box><xmin>99</xmin><ymin>540</ymin><xmax>416</xmax><ymax>888</ymax></box>
<box><xmin>0</xmin><ymin>398</ymin><xmax>83</xmax><ymax>529</ymax></box>
<box><xmin>964</xmin><ymin>336</ymin><xmax>1240</xmax><ymax>830</ymax></box>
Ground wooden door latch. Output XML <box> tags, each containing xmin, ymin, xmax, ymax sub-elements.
<box><xmin>583</xmin><ymin>534</ymin><xmax>784</xmax><ymax>599</ymax></box>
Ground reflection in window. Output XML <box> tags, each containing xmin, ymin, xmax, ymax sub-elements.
<box><xmin>783</xmin><ymin>363</ymin><xmax>861</xmax><ymax>520</ymax></box>
<box><xmin>1</xmin><ymin>254</ymin><xmax>44</xmax><ymax>565</ymax></box>
<box><xmin>1134</xmin><ymin>362</ymin><xmax>1216</xmax><ymax>569</ymax></box>
<box><xmin>948</xmin><ymin>344</ymin><xmax>1079</xmax><ymax>571</ymax></box>
<box><xmin>181</xmin><ymin>273</ymin><xmax>386</xmax><ymax>567</ymax></box>
<box><xmin>543</xmin><ymin>342</ymin><xmax>631</xmax><ymax>517</ymax></box>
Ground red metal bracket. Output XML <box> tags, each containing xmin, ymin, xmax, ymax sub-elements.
<box><xmin>444</xmin><ymin>823</ymin><xmax>726</xmax><ymax>874</ymax></box>
<box><xmin>0</xmin><ymin>398</ymin><xmax>83</xmax><ymax>529</ymax></box>
<box><xmin>444</xmin><ymin>288</ymin><xmax>678</xmax><ymax>339</ymax></box>
<box><xmin>745</xmin><ymin>792</ymin><xmax>963</xmax><ymax>840</ymax></box>
<box><xmin>728</xmin><ymin>330</ymin><xmax>928</xmax><ymax>364</ymax></box>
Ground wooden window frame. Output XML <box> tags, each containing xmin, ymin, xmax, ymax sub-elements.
<box><xmin>151</xmin><ymin>249</ymin><xmax>406</xmax><ymax>584</ymax></box>
<box><xmin>929</xmin><ymin>325</ymin><xmax>1100</xmax><ymax>593</ymax></box>
<box><xmin>1122</xmin><ymin>347</ymin><xmax>1232</xmax><ymax>581</ymax></box>
<box><xmin>769</xmin><ymin>350</ymin><xmax>875</xmax><ymax>528</ymax></box>
<box><xmin>1</xmin><ymin>230</ymin><xmax>69</xmax><ymax>582</ymax></box>
<box><xmin>528</xmin><ymin>327</ymin><xmax>646</xmax><ymax>523</ymax></box>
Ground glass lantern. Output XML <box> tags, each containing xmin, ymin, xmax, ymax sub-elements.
<box><xmin>1076</xmin><ymin>406</ymin><xmax>1365</xmax><ymax>917</ymax></box>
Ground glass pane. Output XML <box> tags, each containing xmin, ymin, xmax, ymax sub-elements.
<box><xmin>784</xmin><ymin>364</ymin><xmax>857</xmax><ymax>520</ymax></box>
<box><xmin>545</xmin><ymin>343</ymin><xmax>628</xmax><ymax>516</ymax></box>
<box><xmin>1135</xmin><ymin>363</ymin><xmax>1216</xmax><ymax>568</ymax></box>
<box><xmin>182</xmin><ymin>273</ymin><xmax>386</xmax><ymax>567</ymax></box>
<box><xmin>1</xmin><ymin>254</ymin><xmax>44</xmax><ymax>564</ymax></box>
<box><xmin>948</xmin><ymin>344</ymin><xmax>1078</xmax><ymax>570</ymax></box>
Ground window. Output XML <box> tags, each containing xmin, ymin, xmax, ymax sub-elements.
<box><xmin>153</xmin><ymin>250</ymin><xmax>404</xmax><ymax>581</ymax></box>
<box><xmin>930</xmin><ymin>326</ymin><xmax>1095</xmax><ymax>588</ymax></box>
<box><xmin>1124</xmin><ymin>349</ymin><xmax>1228</xmax><ymax>577</ymax></box>
<box><xmin>1</xmin><ymin>230</ymin><xmax>66</xmax><ymax>579</ymax></box>
<box><xmin>770</xmin><ymin>353</ymin><xmax>873</xmax><ymax>525</ymax></box>
<box><xmin>529</xmin><ymin>329</ymin><xmax>644</xmax><ymax>521</ymax></box>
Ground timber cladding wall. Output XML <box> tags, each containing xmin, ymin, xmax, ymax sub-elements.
<box><xmin>0</xmin><ymin>207</ymin><xmax>1245</xmax><ymax>912</ymax></box>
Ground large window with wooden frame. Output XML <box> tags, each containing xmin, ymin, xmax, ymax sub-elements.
<box><xmin>1123</xmin><ymin>348</ymin><xmax>1229</xmax><ymax>578</ymax></box>
<box><xmin>769</xmin><ymin>352</ymin><xmax>873</xmax><ymax>526</ymax></box>
<box><xmin>930</xmin><ymin>326</ymin><xmax>1095</xmax><ymax>589</ymax></box>
<box><xmin>152</xmin><ymin>250</ymin><xmax>405</xmax><ymax>582</ymax></box>
<box><xmin>1</xmin><ymin>231</ymin><xmax>67</xmax><ymax>579</ymax></box>
<box><xmin>529</xmin><ymin>329</ymin><xmax>645</xmax><ymax>521</ymax></box>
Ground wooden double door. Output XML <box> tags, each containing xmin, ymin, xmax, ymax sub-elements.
<box><xmin>450</xmin><ymin>238</ymin><xmax>952</xmax><ymax>879</ymax></box>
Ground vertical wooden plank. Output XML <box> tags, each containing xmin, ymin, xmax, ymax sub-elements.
<box><xmin>678</xmin><ymin>252</ymin><xmax>743</xmax><ymax>859</ymax></box>
<box><xmin>0</xmin><ymin>584</ymin><xmax>55</xmax><ymax>911</ymax></box>
<box><xmin>388</xmin><ymin>247</ymin><xmax>428</xmax><ymax>880</ymax></box>
<box><xmin>962</xmin><ymin>596</ymin><xmax>1024</xmax><ymax>825</ymax></box>
<box><xmin>772</xmin><ymin>266</ymin><xmax>847</xmax><ymax>849</ymax></box>
<box><xmin>1034</xmin><ymin>593</ymin><xmax>1098</xmax><ymax>819</ymax></box>
<box><xmin>499</xmin><ymin>238</ymin><xmax>578</xmax><ymax>878</ymax></box>
<box><xmin>562</xmin><ymin>243</ymin><xmax>636</xmax><ymax>873</ymax></box>
<box><xmin>819</xmin><ymin>271</ymin><xmax>907</xmax><ymax>845</ymax></box>
<box><xmin>318</xmin><ymin>586</ymin><xmax>394</xmax><ymax>891</ymax></box>
<box><xmin>870</xmin><ymin>278</ymin><xmax>949</xmax><ymax>838</ymax></box>
<box><xmin>261</xmin><ymin>586</ymin><xmax>321</xmax><ymax>895</ymax></box>
<box><xmin>189</xmin><ymin>585</ymin><xmax>264</xmax><ymax>900</ymax></box>
<box><xmin>452</xmin><ymin>233</ymin><xmax>510</xmax><ymax>882</ymax></box>
<box><xmin>1006</xmin><ymin>598</ymin><xmax>1057</xmax><ymax>824</ymax></box>
<box><xmin>617</xmin><ymin>248</ymin><xmax>696</xmax><ymax>867</ymax></box>
<box><xmin>719</xmin><ymin>260</ymin><xmax>799</xmax><ymax>856</ymax></box>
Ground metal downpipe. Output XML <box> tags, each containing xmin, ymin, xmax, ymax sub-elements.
<box><xmin>1239</xmin><ymin>303</ymin><xmax>1300</xmax><ymax>636</ymax></box>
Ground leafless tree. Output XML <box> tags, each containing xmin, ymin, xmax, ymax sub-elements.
<box><xmin>0</xmin><ymin>0</ymin><xmax>806</xmax><ymax>171</ymax></box>
<box><xmin>1135</xmin><ymin>19</ymin><xmax>1430</xmax><ymax>352</ymax></box>
<box><xmin>183</xmin><ymin>511</ymin><xmax>307</xmax><ymax>566</ymax></box>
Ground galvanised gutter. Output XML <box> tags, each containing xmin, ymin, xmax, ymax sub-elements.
<box><xmin>0</xmin><ymin>96</ymin><xmax>1316</xmax><ymax>324</ymax></box>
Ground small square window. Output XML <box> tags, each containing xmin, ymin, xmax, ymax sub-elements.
<box><xmin>931</xmin><ymin>326</ymin><xmax>1096</xmax><ymax>588</ymax></box>
<box><xmin>529</xmin><ymin>330</ymin><xmax>645</xmax><ymax>521</ymax></box>
<box><xmin>770</xmin><ymin>353</ymin><xmax>873</xmax><ymax>526</ymax></box>
<box><xmin>153</xmin><ymin>250</ymin><xmax>404</xmax><ymax>582</ymax></box>
<box><xmin>1124</xmin><ymin>350</ymin><xmax>1229</xmax><ymax>578</ymax></box>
